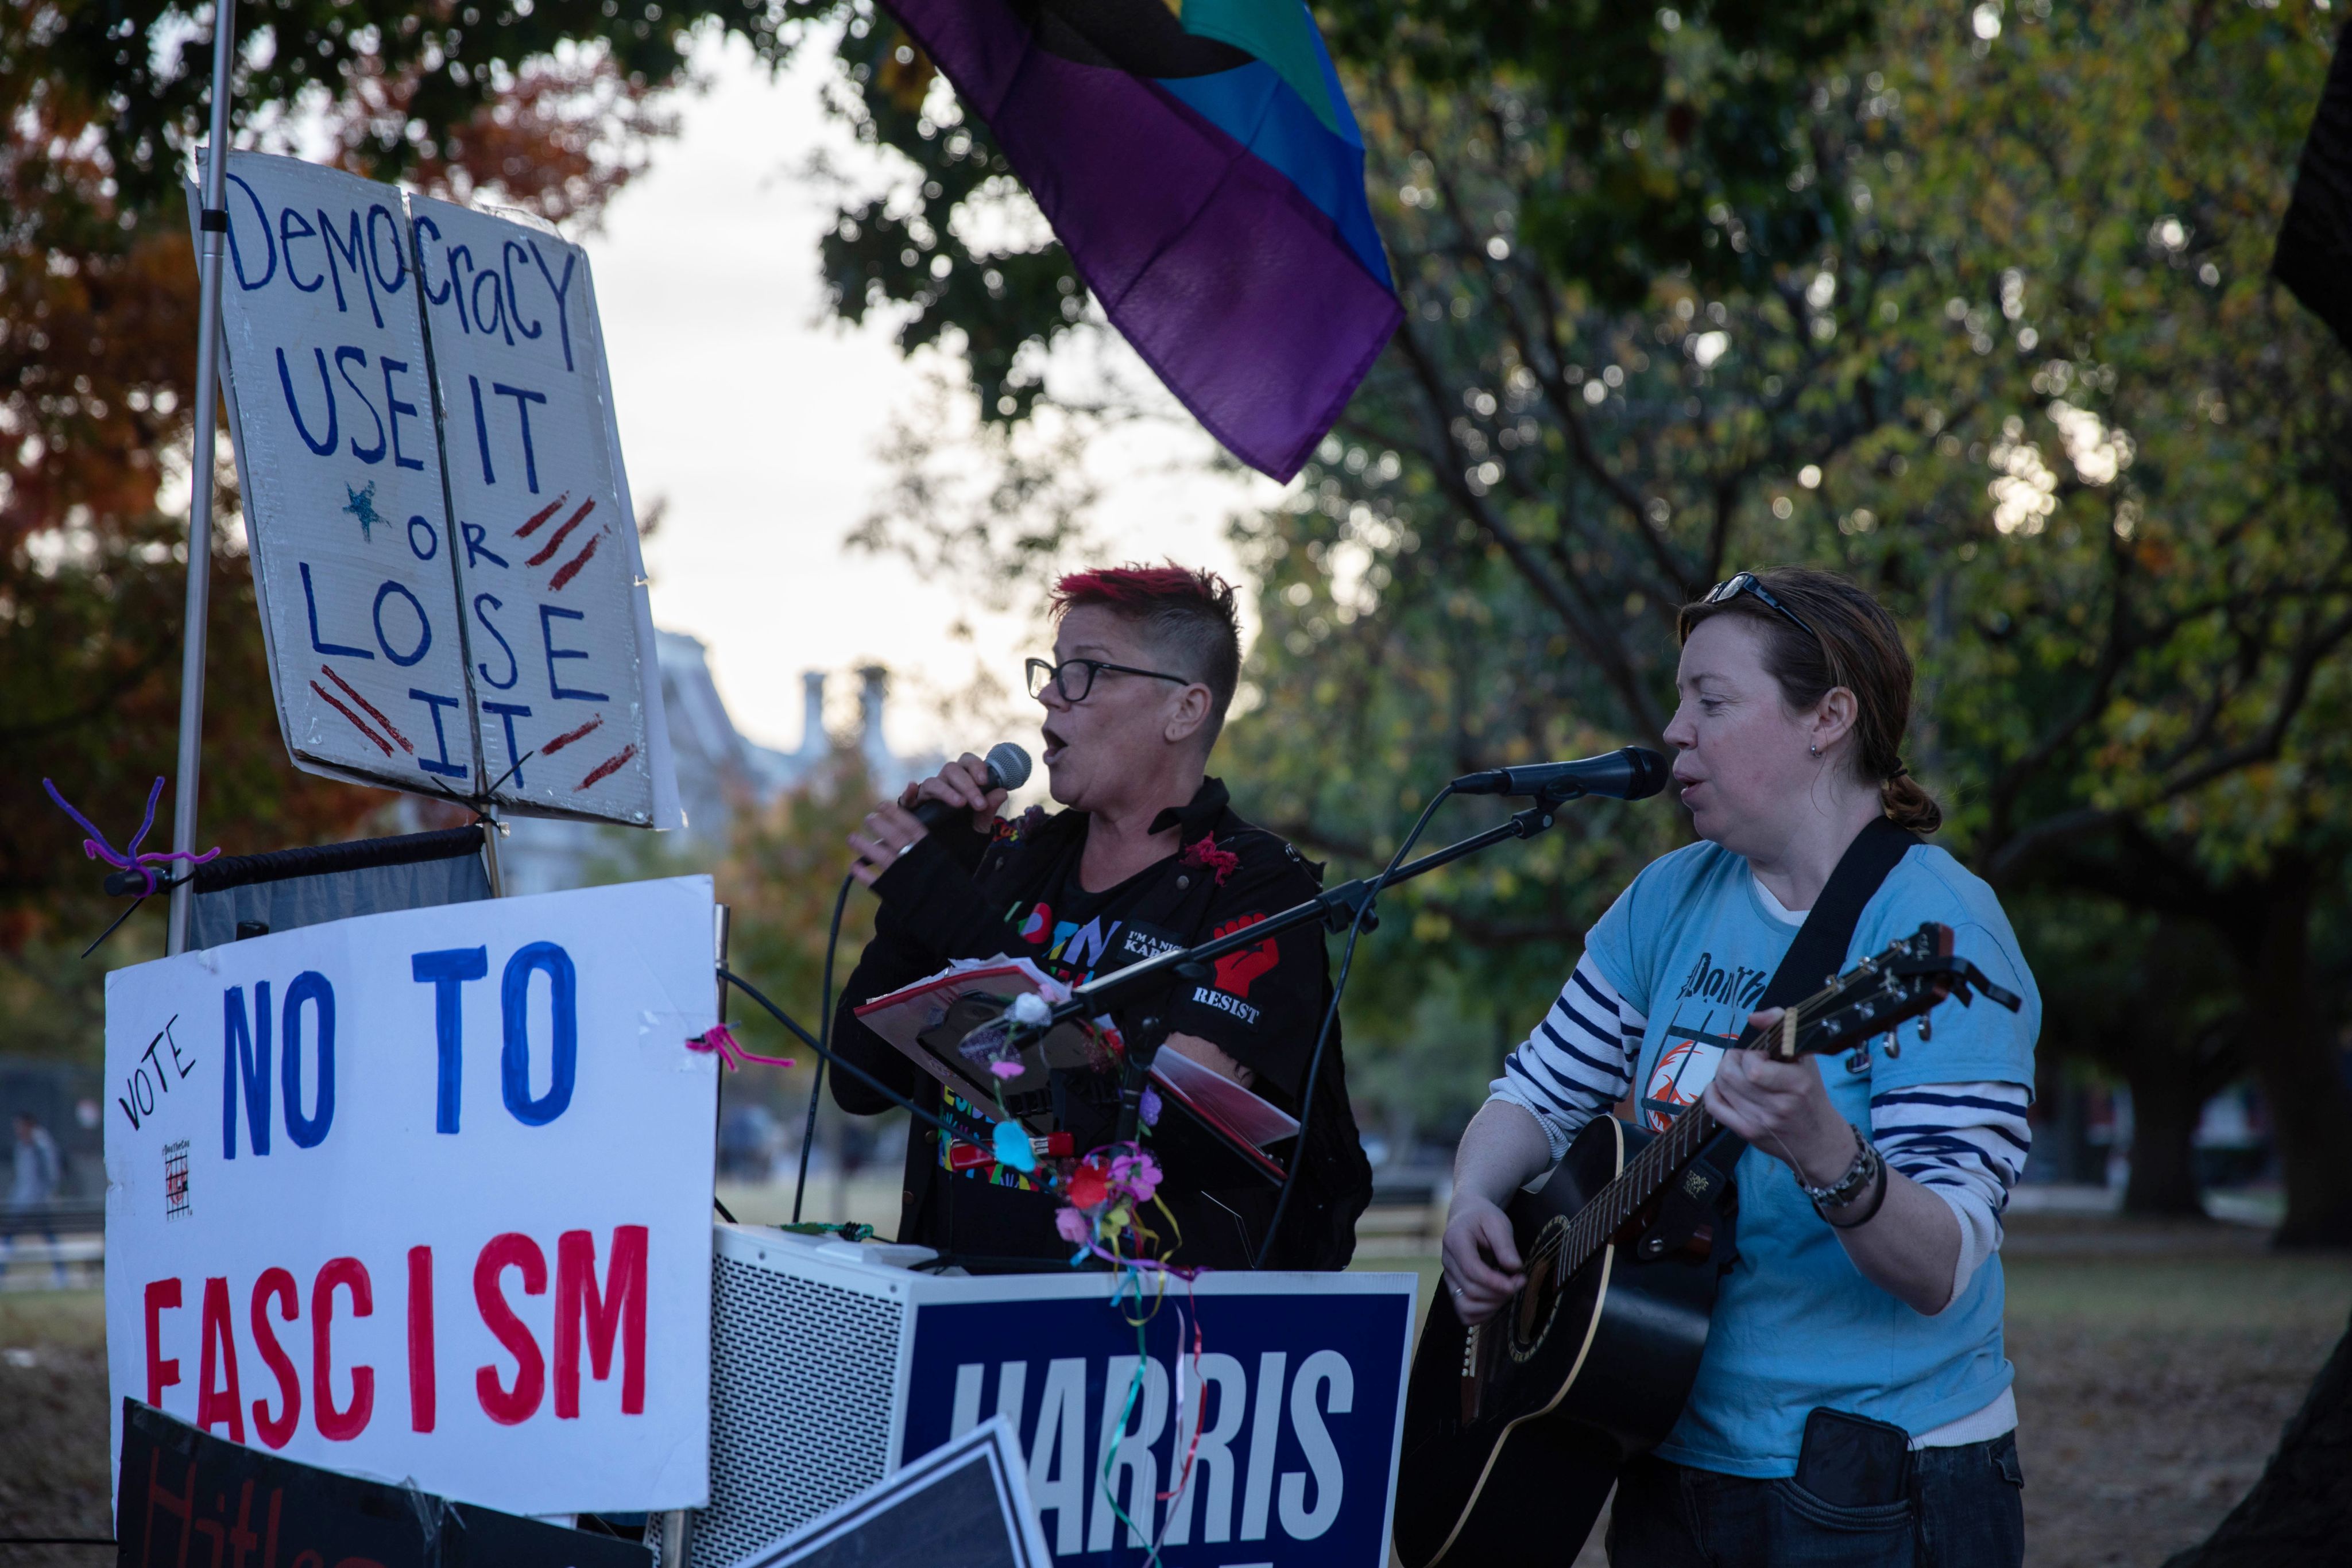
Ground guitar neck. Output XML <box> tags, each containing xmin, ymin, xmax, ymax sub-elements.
<box><xmin>1538</xmin><ymin>932</ymin><xmax>1933</xmax><ymax>1280</ymax></box>
<box><xmin>1554</xmin><ymin>1093</ymin><xmax>1727</xmax><ymax>1279</ymax></box>
<box><xmin>1550</xmin><ymin>984</ymin><xmax>1845</xmax><ymax>1275</ymax></box>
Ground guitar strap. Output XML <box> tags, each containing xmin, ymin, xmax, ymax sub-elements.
<box><xmin>1635</xmin><ymin>815</ymin><xmax>1920</xmax><ymax>1261</ymax></box>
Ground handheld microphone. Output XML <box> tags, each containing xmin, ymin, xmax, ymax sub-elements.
<box><xmin>910</xmin><ymin>741</ymin><xmax>1035</xmax><ymax>830</ymax></box>
<box><xmin>1449</xmin><ymin>746</ymin><xmax>1671</xmax><ymax>800</ymax></box>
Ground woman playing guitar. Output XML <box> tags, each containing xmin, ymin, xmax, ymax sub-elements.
<box><xmin>1442</xmin><ymin>568</ymin><xmax>2040</xmax><ymax>1566</ymax></box>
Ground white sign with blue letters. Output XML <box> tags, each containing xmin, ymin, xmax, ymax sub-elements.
<box><xmin>899</xmin><ymin>1269</ymin><xmax>1415</xmax><ymax>1566</ymax></box>
<box><xmin>101</xmin><ymin>877</ymin><xmax>718</xmax><ymax>1515</ymax></box>
<box><xmin>198</xmin><ymin>150</ymin><xmax>675</xmax><ymax>827</ymax></box>
<box><xmin>202</xmin><ymin>152</ymin><xmax>478</xmax><ymax>791</ymax></box>
<box><xmin>409</xmin><ymin>191</ymin><xmax>659</xmax><ymax>824</ymax></box>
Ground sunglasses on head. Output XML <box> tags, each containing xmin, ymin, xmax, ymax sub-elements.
<box><xmin>1702</xmin><ymin>571</ymin><xmax>1819</xmax><ymax>641</ymax></box>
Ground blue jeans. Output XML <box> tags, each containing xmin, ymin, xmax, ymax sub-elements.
<box><xmin>1607</xmin><ymin>1434</ymin><xmax>2025</xmax><ymax>1568</ymax></box>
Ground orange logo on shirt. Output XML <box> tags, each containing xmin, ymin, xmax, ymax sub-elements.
<box><xmin>1641</xmin><ymin>1039</ymin><xmax>1726</xmax><ymax>1132</ymax></box>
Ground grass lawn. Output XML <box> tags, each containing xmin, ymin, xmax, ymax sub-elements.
<box><xmin>0</xmin><ymin>1288</ymin><xmax>110</xmax><ymax>1568</ymax></box>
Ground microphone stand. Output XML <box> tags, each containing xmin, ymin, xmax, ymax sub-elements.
<box><xmin>1008</xmin><ymin>781</ymin><xmax>1610</xmax><ymax>1145</ymax></box>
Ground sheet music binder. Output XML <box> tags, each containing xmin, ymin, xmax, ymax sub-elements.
<box><xmin>854</xmin><ymin>959</ymin><xmax>1299</xmax><ymax>1185</ymax></box>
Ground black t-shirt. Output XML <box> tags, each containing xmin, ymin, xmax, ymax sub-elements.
<box><xmin>1012</xmin><ymin>844</ymin><xmax>1324</xmax><ymax>1110</ymax></box>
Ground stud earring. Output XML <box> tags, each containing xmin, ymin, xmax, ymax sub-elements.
<box><xmin>1809</xmin><ymin>744</ymin><xmax>1821</xmax><ymax>757</ymax></box>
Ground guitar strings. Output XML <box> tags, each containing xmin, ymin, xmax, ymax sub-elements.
<box><xmin>1519</xmin><ymin>980</ymin><xmax>1851</xmax><ymax>1282</ymax></box>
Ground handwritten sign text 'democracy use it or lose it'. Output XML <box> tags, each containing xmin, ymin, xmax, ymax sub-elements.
<box><xmin>196</xmin><ymin>150</ymin><xmax>674</xmax><ymax>827</ymax></box>
<box><xmin>102</xmin><ymin>877</ymin><xmax>719</xmax><ymax>1516</ymax></box>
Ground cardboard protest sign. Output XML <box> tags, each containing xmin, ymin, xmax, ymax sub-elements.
<box><xmin>199</xmin><ymin>150</ymin><xmax>676</xmax><ymax>827</ymax></box>
<box><xmin>409</xmin><ymin>193</ymin><xmax>663</xmax><ymax>826</ymax></box>
<box><xmin>103</xmin><ymin>877</ymin><xmax>718</xmax><ymax>1516</ymax></box>
<box><xmin>724</xmin><ymin>1416</ymin><xmax>1051</xmax><ymax>1568</ymax></box>
<box><xmin>201</xmin><ymin>153</ymin><xmax>479</xmax><ymax>791</ymax></box>
<box><xmin>116</xmin><ymin>1398</ymin><xmax>655</xmax><ymax>1568</ymax></box>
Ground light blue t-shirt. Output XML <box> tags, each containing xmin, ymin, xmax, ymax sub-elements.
<box><xmin>1581</xmin><ymin>839</ymin><xmax>2041</xmax><ymax>1477</ymax></box>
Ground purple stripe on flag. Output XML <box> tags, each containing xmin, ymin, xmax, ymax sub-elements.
<box><xmin>885</xmin><ymin>0</ymin><xmax>1399</xmax><ymax>481</ymax></box>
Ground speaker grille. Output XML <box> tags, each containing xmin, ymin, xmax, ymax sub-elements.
<box><xmin>687</xmin><ymin>1249</ymin><xmax>907</xmax><ymax>1567</ymax></box>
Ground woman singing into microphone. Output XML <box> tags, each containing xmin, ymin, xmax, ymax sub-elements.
<box><xmin>829</xmin><ymin>564</ymin><xmax>1372</xmax><ymax>1271</ymax></box>
<box><xmin>1444</xmin><ymin>568</ymin><xmax>2040</xmax><ymax>1566</ymax></box>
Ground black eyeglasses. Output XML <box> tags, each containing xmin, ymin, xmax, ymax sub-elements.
<box><xmin>1703</xmin><ymin>572</ymin><xmax>1819</xmax><ymax>641</ymax></box>
<box><xmin>1025</xmin><ymin>656</ymin><xmax>1193</xmax><ymax>703</ymax></box>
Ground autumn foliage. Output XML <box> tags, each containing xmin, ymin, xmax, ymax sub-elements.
<box><xmin>1</xmin><ymin>2</ymin><xmax>697</xmax><ymax>1046</ymax></box>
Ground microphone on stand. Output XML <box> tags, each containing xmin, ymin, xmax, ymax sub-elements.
<box><xmin>1449</xmin><ymin>746</ymin><xmax>1672</xmax><ymax>800</ymax></box>
<box><xmin>910</xmin><ymin>741</ymin><xmax>1035</xmax><ymax>830</ymax></box>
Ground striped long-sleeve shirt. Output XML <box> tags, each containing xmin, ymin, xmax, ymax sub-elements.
<box><xmin>1487</xmin><ymin>953</ymin><xmax>2032</xmax><ymax>1301</ymax></box>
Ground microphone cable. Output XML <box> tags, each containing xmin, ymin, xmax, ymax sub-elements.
<box><xmin>791</xmin><ymin>872</ymin><xmax>858</xmax><ymax>1224</ymax></box>
<box><xmin>1252</xmin><ymin>782</ymin><xmax>1455</xmax><ymax>1270</ymax></box>
<box><xmin>721</xmin><ymin>965</ymin><xmax>957</xmax><ymax>1141</ymax></box>
<box><xmin>790</xmin><ymin>749</ymin><xmax>1027</xmax><ymax>1221</ymax></box>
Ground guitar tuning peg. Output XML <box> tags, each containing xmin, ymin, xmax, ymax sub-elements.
<box><xmin>1917</xmin><ymin>1016</ymin><xmax>1932</xmax><ymax>1043</ymax></box>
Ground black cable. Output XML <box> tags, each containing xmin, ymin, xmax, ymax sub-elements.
<box><xmin>80</xmin><ymin>891</ymin><xmax>152</xmax><ymax>958</ymax></box>
<box><xmin>793</xmin><ymin>872</ymin><xmax>858</xmax><ymax>1224</ymax></box>
<box><xmin>79</xmin><ymin>868</ymin><xmax>199</xmax><ymax>959</ymax></box>
<box><xmin>718</xmin><ymin>966</ymin><xmax>955</xmax><ymax>1140</ymax></box>
<box><xmin>1253</xmin><ymin>783</ymin><xmax>1456</xmax><ymax>1269</ymax></box>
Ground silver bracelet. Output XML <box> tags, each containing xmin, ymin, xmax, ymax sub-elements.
<box><xmin>1794</xmin><ymin>1122</ymin><xmax>1881</xmax><ymax>1211</ymax></box>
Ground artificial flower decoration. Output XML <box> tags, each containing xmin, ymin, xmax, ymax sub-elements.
<box><xmin>1179</xmin><ymin>834</ymin><xmax>1241</xmax><ymax>885</ymax></box>
<box><xmin>1051</xmin><ymin>1142</ymin><xmax>1175</xmax><ymax>1268</ymax></box>
<box><xmin>1066</xmin><ymin>1159</ymin><xmax>1111</xmax><ymax>1211</ymax></box>
<box><xmin>992</xmin><ymin>1119</ymin><xmax>1039</xmax><ymax>1171</ymax></box>
<box><xmin>1106</xmin><ymin>1147</ymin><xmax>1161</xmax><ymax>1203</ymax></box>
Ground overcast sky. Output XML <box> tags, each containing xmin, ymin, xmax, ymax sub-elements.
<box><xmin>579</xmin><ymin>35</ymin><xmax>1278</xmax><ymax>758</ymax></box>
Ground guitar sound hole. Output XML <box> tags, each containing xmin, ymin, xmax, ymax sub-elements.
<box><xmin>1508</xmin><ymin>1215</ymin><xmax>1570</xmax><ymax>1362</ymax></box>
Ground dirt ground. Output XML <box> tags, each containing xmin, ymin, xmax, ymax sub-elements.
<box><xmin>1539</xmin><ymin>1214</ymin><xmax>2352</xmax><ymax>1567</ymax></box>
<box><xmin>3</xmin><ymin>1214</ymin><xmax>2347</xmax><ymax>1566</ymax></box>
<box><xmin>1998</xmin><ymin>1215</ymin><xmax>2351</xmax><ymax>1567</ymax></box>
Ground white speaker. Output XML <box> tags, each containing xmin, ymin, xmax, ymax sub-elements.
<box><xmin>678</xmin><ymin>1223</ymin><xmax>929</xmax><ymax>1568</ymax></box>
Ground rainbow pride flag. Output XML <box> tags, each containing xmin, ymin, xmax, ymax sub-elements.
<box><xmin>885</xmin><ymin>0</ymin><xmax>1401</xmax><ymax>481</ymax></box>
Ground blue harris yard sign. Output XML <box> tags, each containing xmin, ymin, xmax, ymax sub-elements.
<box><xmin>900</xmin><ymin>1272</ymin><xmax>1416</xmax><ymax>1567</ymax></box>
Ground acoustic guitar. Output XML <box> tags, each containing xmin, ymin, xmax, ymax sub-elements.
<box><xmin>1392</xmin><ymin>922</ymin><xmax>2022</xmax><ymax>1567</ymax></box>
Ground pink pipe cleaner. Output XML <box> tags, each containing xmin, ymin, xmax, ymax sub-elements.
<box><xmin>42</xmin><ymin>776</ymin><xmax>221</xmax><ymax>896</ymax></box>
<box><xmin>687</xmin><ymin>1023</ymin><xmax>796</xmax><ymax>1071</ymax></box>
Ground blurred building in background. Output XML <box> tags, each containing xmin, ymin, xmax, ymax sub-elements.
<box><xmin>496</xmin><ymin>633</ymin><xmax>938</xmax><ymax>896</ymax></box>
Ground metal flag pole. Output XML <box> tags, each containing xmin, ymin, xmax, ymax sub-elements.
<box><xmin>167</xmin><ymin>0</ymin><xmax>239</xmax><ymax>957</ymax></box>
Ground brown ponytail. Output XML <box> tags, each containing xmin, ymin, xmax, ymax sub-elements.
<box><xmin>1677</xmin><ymin>567</ymin><xmax>1943</xmax><ymax>834</ymax></box>
<box><xmin>1878</xmin><ymin>766</ymin><xmax>1943</xmax><ymax>836</ymax></box>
